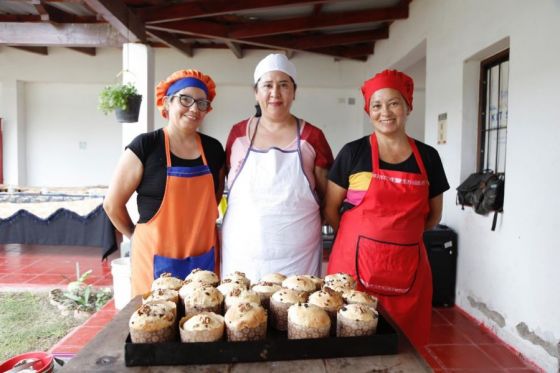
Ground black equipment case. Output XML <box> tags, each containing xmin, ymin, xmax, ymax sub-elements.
<box><xmin>423</xmin><ymin>224</ymin><xmax>458</xmax><ymax>307</ymax></box>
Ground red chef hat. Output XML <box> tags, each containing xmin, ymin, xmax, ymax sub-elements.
<box><xmin>361</xmin><ymin>69</ymin><xmax>414</xmax><ymax>114</ymax></box>
<box><xmin>155</xmin><ymin>69</ymin><xmax>216</xmax><ymax>118</ymax></box>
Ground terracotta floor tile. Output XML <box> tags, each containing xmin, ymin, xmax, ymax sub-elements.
<box><xmin>428</xmin><ymin>324</ymin><xmax>472</xmax><ymax>344</ymax></box>
<box><xmin>478</xmin><ymin>344</ymin><xmax>530</xmax><ymax>369</ymax></box>
<box><xmin>432</xmin><ymin>308</ymin><xmax>451</xmax><ymax>325</ymax></box>
<box><xmin>57</xmin><ymin>326</ymin><xmax>100</xmax><ymax>347</ymax></box>
<box><xmin>84</xmin><ymin>311</ymin><xmax>117</xmax><ymax>327</ymax></box>
<box><xmin>505</xmin><ymin>369</ymin><xmax>541</xmax><ymax>372</ymax></box>
<box><xmin>0</xmin><ymin>273</ymin><xmax>38</xmax><ymax>283</ymax></box>
<box><xmin>31</xmin><ymin>274</ymin><xmax>68</xmax><ymax>285</ymax></box>
<box><xmin>427</xmin><ymin>345</ymin><xmax>501</xmax><ymax>370</ymax></box>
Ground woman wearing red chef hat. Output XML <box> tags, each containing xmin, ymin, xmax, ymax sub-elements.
<box><xmin>104</xmin><ymin>69</ymin><xmax>225</xmax><ymax>296</ymax></box>
<box><xmin>324</xmin><ymin>69</ymin><xmax>449</xmax><ymax>346</ymax></box>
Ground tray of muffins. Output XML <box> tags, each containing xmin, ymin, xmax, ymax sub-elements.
<box><xmin>125</xmin><ymin>270</ymin><xmax>398</xmax><ymax>366</ymax></box>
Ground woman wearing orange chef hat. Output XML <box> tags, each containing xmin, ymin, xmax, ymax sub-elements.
<box><xmin>103</xmin><ymin>70</ymin><xmax>225</xmax><ymax>296</ymax></box>
<box><xmin>324</xmin><ymin>70</ymin><xmax>449</xmax><ymax>347</ymax></box>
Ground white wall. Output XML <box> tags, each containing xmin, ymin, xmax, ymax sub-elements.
<box><xmin>366</xmin><ymin>0</ymin><xmax>560</xmax><ymax>371</ymax></box>
<box><xmin>0</xmin><ymin>47</ymin><xmax>367</xmax><ymax>187</ymax></box>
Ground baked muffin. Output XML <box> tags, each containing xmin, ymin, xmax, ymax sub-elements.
<box><xmin>178</xmin><ymin>279</ymin><xmax>206</xmax><ymax>303</ymax></box>
<box><xmin>281</xmin><ymin>275</ymin><xmax>316</xmax><ymax>296</ymax></box>
<box><xmin>224</xmin><ymin>288</ymin><xmax>261</xmax><ymax>312</ymax></box>
<box><xmin>216</xmin><ymin>279</ymin><xmax>247</xmax><ymax>297</ymax></box>
<box><xmin>260</xmin><ymin>272</ymin><xmax>287</xmax><ymax>285</ymax></box>
<box><xmin>308</xmin><ymin>287</ymin><xmax>344</xmax><ymax>334</ymax></box>
<box><xmin>179</xmin><ymin>312</ymin><xmax>225</xmax><ymax>343</ymax></box>
<box><xmin>221</xmin><ymin>271</ymin><xmax>251</xmax><ymax>289</ymax></box>
<box><xmin>185</xmin><ymin>268</ymin><xmax>220</xmax><ymax>287</ymax></box>
<box><xmin>224</xmin><ymin>302</ymin><xmax>267</xmax><ymax>341</ymax></box>
<box><xmin>324</xmin><ymin>272</ymin><xmax>356</xmax><ymax>292</ymax></box>
<box><xmin>251</xmin><ymin>281</ymin><xmax>282</xmax><ymax>310</ymax></box>
<box><xmin>342</xmin><ymin>289</ymin><xmax>378</xmax><ymax>309</ymax></box>
<box><xmin>336</xmin><ymin>303</ymin><xmax>379</xmax><ymax>337</ymax></box>
<box><xmin>151</xmin><ymin>272</ymin><xmax>183</xmax><ymax>291</ymax></box>
<box><xmin>301</xmin><ymin>275</ymin><xmax>324</xmax><ymax>290</ymax></box>
<box><xmin>269</xmin><ymin>288</ymin><xmax>308</xmax><ymax>331</ymax></box>
<box><xmin>287</xmin><ymin>303</ymin><xmax>331</xmax><ymax>339</ymax></box>
<box><xmin>142</xmin><ymin>288</ymin><xmax>179</xmax><ymax>305</ymax></box>
<box><xmin>129</xmin><ymin>301</ymin><xmax>177</xmax><ymax>343</ymax></box>
<box><xmin>183</xmin><ymin>284</ymin><xmax>224</xmax><ymax>319</ymax></box>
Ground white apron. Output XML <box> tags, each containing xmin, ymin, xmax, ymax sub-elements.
<box><xmin>221</xmin><ymin>119</ymin><xmax>322</xmax><ymax>283</ymax></box>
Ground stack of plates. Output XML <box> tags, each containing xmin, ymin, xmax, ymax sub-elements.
<box><xmin>0</xmin><ymin>351</ymin><xmax>54</xmax><ymax>373</ymax></box>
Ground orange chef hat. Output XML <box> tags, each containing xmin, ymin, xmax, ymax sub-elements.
<box><xmin>361</xmin><ymin>69</ymin><xmax>414</xmax><ymax>114</ymax></box>
<box><xmin>155</xmin><ymin>69</ymin><xmax>216</xmax><ymax>118</ymax></box>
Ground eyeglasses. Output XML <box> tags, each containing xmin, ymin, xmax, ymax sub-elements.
<box><xmin>172</xmin><ymin>94</ymin><xmax>211</xmax><ymax>112</ymax></box>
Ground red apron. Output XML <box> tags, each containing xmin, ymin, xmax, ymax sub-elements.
<box><xmin>327</xmin><ymin>133</ymin><xmax>433</xmax><ymax>347</ymax></box>
<box><xmin>131</xmin><ymin>127</ymin><xmax>218</xmax><ymax>296</ymax></box>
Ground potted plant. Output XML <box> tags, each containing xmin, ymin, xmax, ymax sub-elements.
<box><xmin>98</xmin><ymin>82</ymin><xmax>142</xmax><ymax>123</ymax></box>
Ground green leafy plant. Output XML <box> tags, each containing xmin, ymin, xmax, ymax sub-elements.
<box><xmin>50</xmin><ymin>267</ymin><xmax>112</xmax><ymax>314</ymax></box>
<box><xmin>98</xmin><ymin>82</ymin><xmax>140</xmax><ymax>115</ymax></box>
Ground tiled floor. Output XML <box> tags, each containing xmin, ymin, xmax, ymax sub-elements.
<box><xmin>0</xmin><ymin>244</ymin><xmax>543</xmax><ymax>372</ymax></box>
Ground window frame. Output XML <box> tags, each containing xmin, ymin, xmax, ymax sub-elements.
<box><xmin>477</xmin><ymin>49</ymin><xmax>509</xmax><ymax>173</ymax></box>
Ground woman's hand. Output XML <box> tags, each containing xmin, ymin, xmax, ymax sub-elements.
<box><xmin>103</xmin><ymin>149</ymin><xmax>143</xmax><ymax>239</ymax></box>
<box><xmin>322</xmin><ymin>181</ymin><xmax>347</xmax><ymax>232</ymax></box>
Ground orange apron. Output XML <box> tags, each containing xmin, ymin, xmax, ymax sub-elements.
<box><xmin>327</xmin><ymin>133</ymin><xmax>433</xmax><ymax>347</ymax></box>
<box><xmin>131</xmin><ymin>127</ymin><xmax>218</xmax><ymax>296</ymax></box>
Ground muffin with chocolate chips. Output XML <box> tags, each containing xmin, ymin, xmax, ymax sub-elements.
<box><xmin>308</xmin><ymin>287</ymin><xmax>344</xmax><ymax>334</ymax></box>
<box><xmin>216</xmin><ymin>279</ymin><xmax>247</xmax><ymax>297</ymax></box>
<box><xmin>179</xmin><ymin>312</ymin><xmax>224</xmax><ymax>343</ymax></box>
<box><xmin>151</xmin><ymin>272</ymin><xmax>183</xmax><ymax>291</ymax></box>
<box><xmin>259</xmin><ymin>272</ymin><xmax>287</xmax><ymax>286</ymax></box>
<box><xmin>221</xmin><ymin>271</ymin><xmax>251</xmax><ymax>289</ymax></box>
<box><xmin>224</xmin><ymin>302</ymin><xmax>267</xmax><ymax>341</ymax></box>
<box><xmin>269</xmin><ymin>288</ymin><xmax>308</xmax><ymax>331</ymax></box>
<box><xmin>251</xmin><ymin>281</ymin><xmax>282</xmax><ymax>310</ymax></box>
<box><xmin>129</xmin><ymin>301</ymin><xmax>177</xmax><ymax>343</ymax></box>
<box><xmin>336</xmin><ymin>303</ymin><xmax>379</xmax><ymax>337</ymax></box>
<box><xmin>301</xmin><ymin>275</ymin><xmax>324</xmax><ymax>291</ymax></box>
<box><xmin>185</xmin><ymin>268</ymin><xmax>220</xmax><ymax>287</ymax></box>
<box><xmin>287</xmin><ymin>302</ymin><xmax>331</xmax><ymax>339</ymax></box>
<box><xmin>224</xmin><ymin>288</ymin><xmax>261</xmax><ymax>312</ymax></box>
<box><xmin>142</xmin><ymin>288</ymin><xmax>179</xmax><ymax>305</ymax></box>
<box><xmin>324</xmin><ymin>272</ymin><xmax>356</xmax><ymax>292</ymax></box>
<box><xmin>281</xmin><ymin>275</ymin><xmax>316</xmax><ymax>296</ymax></box>
<box><xmin>342</xmin><ymin>289</ymin><xmax>378</xmax><ymax>309</ymax></box>
<box><xmin>183</xmin><ymin>284</ymin><xmax>224</xmax><ymax>319</ymax></box>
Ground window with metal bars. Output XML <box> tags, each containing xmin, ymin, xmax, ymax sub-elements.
<box><xmin>478</xmin><ymin>49</ymin><xmax>509</xmax><ymax>174</ymax></box>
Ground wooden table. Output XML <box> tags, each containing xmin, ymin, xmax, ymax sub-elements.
<box><xmin>62</xmin><ymin>297</ymin><xmax>431</xmax><ymax>372</ymax></box>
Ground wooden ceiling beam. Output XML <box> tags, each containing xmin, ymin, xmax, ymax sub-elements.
<box><xmin>147</xmin><ymin>22</ymin><xmax>375</xmax><ymax>61</ymax></box>
<box><xmin>146</xmin><ymin>21</ymin><xmax>228</xmax><ymax>39</ymax></box>
<box><xmin>147</xmin><ymin>29</ymin><xmax>193</xmax><ymax>57</ymax></box>
<box><xmin>313</xmin><ymin>43</ymin><xmax>374</xmax><ymax>59</ymax></box>
<box><xmin>139</xmin><ymin>0</ymin><xmax>340</xmax><ymax>23</ymax></box>
<box><xmin>228</xmin><ymin>5</ymin><xmax>407</xmax><ymax>38</ymax></box>
<box><xmin>82</xmin><ymin>0</ymin><xmax>146</xmax><ymax>42</ymax></box>
<box><xmin>0</xmin><ymin>23</ymin><xmax>126</xmax><ymax>47</ymax></box>
<box><xmin>30</xmin><ymin>0</ymin><xmax>68</xmax><ymax>23</ymax></box>
<box><xmin>67</xmin><ymin>47</ymin><xmax>96</xmax><ymax>56</ymax></box>
<box><xmin>10</xmin><ymin>46</ymin><xmax>49</xmax><ymax>55</ymax></box>
<box><xmin>224</xmin><ymin>41</ymin><xmax>243</xmax><ymax>59</ymax></box>
<box><xmin>246</xmin><ymin>27</ymin><xmax>388</xmax><ymax>50</ymax></box>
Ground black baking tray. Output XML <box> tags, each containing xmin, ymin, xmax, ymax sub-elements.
<box><xmin>124</xmin><ymin>312</ymin><xmax>398</xmax><ymax>366</ymax></box>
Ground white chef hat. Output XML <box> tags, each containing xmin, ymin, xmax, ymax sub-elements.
<box><xmin>253</xmin><ymin>53</ymin><xmax>297</xmax><ymax>84</ymax></box>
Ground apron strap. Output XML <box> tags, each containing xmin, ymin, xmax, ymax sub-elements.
<box><xmin>163</xmin><ymin>127</ymin><xmax>208</xmax><ymax>167</ymax></box>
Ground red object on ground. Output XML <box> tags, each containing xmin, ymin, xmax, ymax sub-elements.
<box><xmin>0</xmin><ymin>351</ymin><xmax>54</xmax><ymax>373</ymax></box>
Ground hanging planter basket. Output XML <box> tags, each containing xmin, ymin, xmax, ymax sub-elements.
<box><xmin>115</xmin><ymin>94</ymin><xmax>142</xmax><ymax>123</ymax></box>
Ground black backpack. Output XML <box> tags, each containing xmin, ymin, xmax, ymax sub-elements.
<box><xmin>456</xmin><ymin>170</ymin><xmax>505</xmax><ymax>230</ymax></box>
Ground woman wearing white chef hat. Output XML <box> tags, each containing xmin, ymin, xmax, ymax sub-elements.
<box><xmin>221</xmin><ymin>54</ymin><xmax>334</xmax><ymax>282</ymax></box>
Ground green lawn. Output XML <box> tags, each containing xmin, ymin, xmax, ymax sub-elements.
<box><xmin>0</xmin><ymin>292</ymin><xmax>82</xmax><ymax>361</ymax></box>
